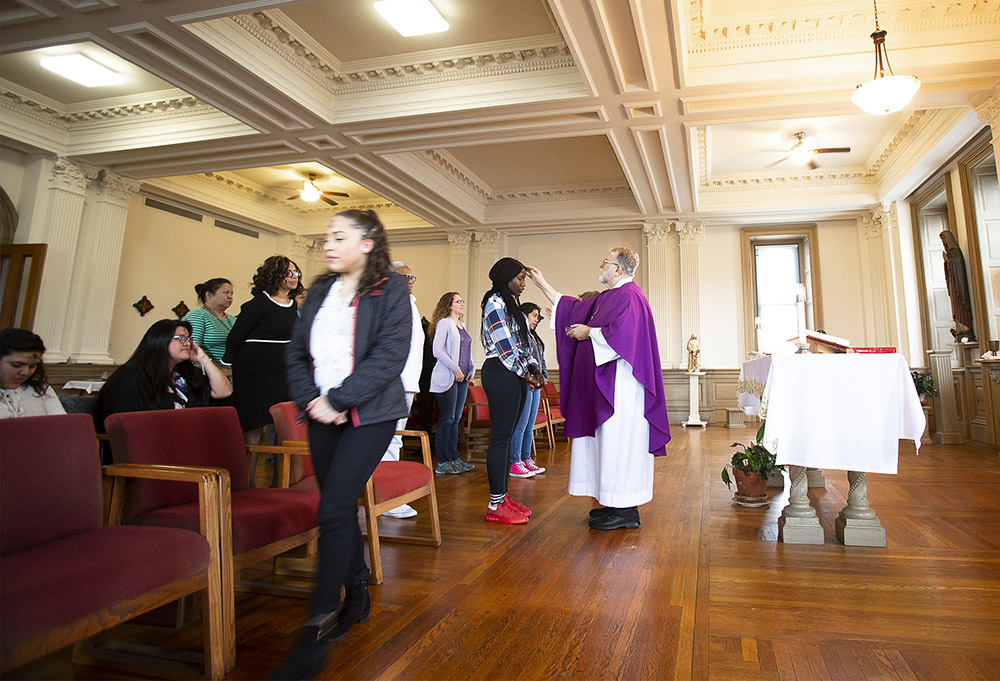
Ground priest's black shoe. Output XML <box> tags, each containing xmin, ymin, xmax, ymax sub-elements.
<box><xmin>327</xmin><ymin>580</ymin><xmax>371</xmax><ymax>642</ymax></box>
<box><xmin>266</xmin><ymin>622</ymin><xmax>333</xmax><ymax>680</ymax></box>
<box><xmin>589</xmin><ymin>512</ymin><xmax>640</xmax><ymax>530</ymax></box>
<box><xmin>589</xmin><ymin>506</ymin><xmax>615</xmax><ymax>519</ymax></box>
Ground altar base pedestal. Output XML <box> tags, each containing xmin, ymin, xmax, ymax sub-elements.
<box><xmin>778</xmin><ymin>465</ymin><xmax>824</xmax><ymax>544</ymax></box>
<box><xmin>835</xmin><ymin>471</ymin><xmax>887</xmax><ymax>547</ymax></box>
<box><xmin>681</xmin><ymin>371</ymin><xmax>707</xmax><ymax>428</ymax></box>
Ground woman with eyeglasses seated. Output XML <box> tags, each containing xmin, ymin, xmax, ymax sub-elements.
<box><xmin>0</xmin><ymin>328</ymin><xmax>65</xmax><ymax>418</ymax></box>
<box><xmin>223</xmin><ymin>255</ymin><xmax>303</xmax><ymax>447</ymax></box>
<box><xmin>93</xmin><ymin>319</ymin><xmax>232</xmax><ymax>429</ymax></box>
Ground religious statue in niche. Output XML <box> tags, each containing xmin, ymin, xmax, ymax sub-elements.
<box><xmin>940</xmin><ymin>230</ymin><xmax>976</xmax><ymax>341</ymax></box>
<box><xmin>686</xmin><ymin>333</ymin><xmax>702</xmax><ymax>373</ymax></box>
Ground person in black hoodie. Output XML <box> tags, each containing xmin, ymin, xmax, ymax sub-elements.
<box><xmin>270</xmin><ymin>209</ymin><xmax>411</xmax><ymax>680</ymax></box>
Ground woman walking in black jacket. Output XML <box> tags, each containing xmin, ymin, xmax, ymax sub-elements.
<box><xmin>270</xmin><ymin>210</ymin><xmax>411</xmax><ymax>680</ymax></box>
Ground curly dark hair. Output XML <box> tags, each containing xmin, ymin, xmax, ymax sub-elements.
<box><xmin>0</xmin><ymin>328</ymin><xmax>49</xmax><ymax>396</ymax></box>
<box><xmin>250</xmin><ymin>255</ymin><xmax>304</xmax><ymax>298</ymax></box>
<box><xmin>317</xmin><ymin>210</ymin><xmax>392</xmax><ymax>297</ymax></box>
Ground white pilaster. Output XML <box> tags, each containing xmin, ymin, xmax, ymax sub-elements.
<box><xmin>677</xmin><ymin>221</ymin><xmax>705</xmax><ymax>366</ymax></box>
<box><xmin>643</xmin><ymin>222</ymin><xmax>673</xmax><ymax>367</ymax></box>
<box><xmin>288</xmin><ymin>235</ymin><xmax>324</xmax><ymax>282</ymax></box>
<box><xmin>28</xmin><ymin>157</ymin><xmax>90</xmax><ymax>362</ymax></box>
<box><xmin>448</xmin><ymin>232</ymin><xmax>473</xmax><ymax>295</ymax></box>
<box><xmin>471</xmin><ymin>231</ymin><xmax>503</xmax><ymax>365</ymax></box>
<box><xmin>66</xmin><ymin>173</ymin><xmax>141</xmax><ymax>364</ymax></box>
<box><xmin>858</xmin><ymin>205</ymin><xmax>893</xmax><ymax>346</ymax></box>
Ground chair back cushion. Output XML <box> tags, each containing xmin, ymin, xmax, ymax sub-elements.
<box><xmin>467</xmin><ymin>384</ymin><xmax>490</xmax><ymax>426</ymax></box>
<box><xmin>269</xmin><ymin>401</ymin><xmax>314</xmax><ymax>483</ymax></box>
<box><xmin>105</xmin><ymin>407</ymin><xmax>249</xmax><ymax>523</ymax></box>
<box><xmin>0</xmin><ymin>414</ymin><xmax>102</xmax><ymax>555</ymax></box>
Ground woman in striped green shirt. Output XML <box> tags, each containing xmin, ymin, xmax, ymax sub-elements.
<box><xmin>183</xmin><ymin>277</ymin><xmax>237</xmax><ymax>377</ymax></box>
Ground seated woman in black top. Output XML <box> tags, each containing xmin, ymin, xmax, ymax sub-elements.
<box><xmin>94</xmin><ymin>319</ymin><xmax>233</xmax><ymax>429</ymax></box>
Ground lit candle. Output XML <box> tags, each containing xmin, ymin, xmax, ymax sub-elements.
<box><xmin>795</xmin><ymin>284</ymin><xmax>807</xmax><ymax>347</ymax></box>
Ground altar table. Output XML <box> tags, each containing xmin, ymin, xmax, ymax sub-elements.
<box><xmin>739</xmin><ymin>354</ymin><xmax>925</xmax><ymax>546</ymax></box>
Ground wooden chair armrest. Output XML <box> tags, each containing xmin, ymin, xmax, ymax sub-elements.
<box><xmin>245</xmin><ymin>443</ymin><xmax>311</xmax><ymax>488</ymax></box>
<box><xmin>102</xmin><ymin>463</ymin><xmax>227</xmax><ymax>558</ymax></box>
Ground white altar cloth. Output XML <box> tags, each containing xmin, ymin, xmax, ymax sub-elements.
<box><xmin>760</xmin><ymin>354</ymin><xmax>924</xmax><ymax>475</ymax></box>
<box><xmin>737</xmin><ymin>356</ymin><xmax>771</xmax><ymax>416</ymax></box>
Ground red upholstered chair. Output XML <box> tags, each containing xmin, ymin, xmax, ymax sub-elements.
<box><xmin>105</xmin><ymin>406</ymin><xmax>320</xmax><ymax>669</ymax></box>
<box><xmin>541</xmin><ymin>381</ymin><xmax>565</xmax><ymax>442</ymax></box>
<box><xmin>1</xmin><ymin>414</ymin><xmax>225</xmax><ymax>679</ymax></box>
<box><xmin>531</xmin><ymin>396</ymin><xmax>554</xmax><ymax>452</ymax></box>
<box><xmin>464</xmin><ymin>383</ymin><xmax>490</xmax><ymax>462</ymax></box>
<box><xmin>266</xmin><ymin>401</ymin><xmax>442</xmax><ymax>585</ymax></box>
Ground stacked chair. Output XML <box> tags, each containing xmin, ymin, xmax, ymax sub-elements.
<box><xmin>0</xmin><ymin>414</ymin><xmax>226</xmax><ymax>679</ymax></box>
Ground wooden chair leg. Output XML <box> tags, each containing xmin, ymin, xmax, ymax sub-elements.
<box><xmin>362</xmin><ymin>479</ymin><xmax>383</xmax><ymax>585</ymax></box>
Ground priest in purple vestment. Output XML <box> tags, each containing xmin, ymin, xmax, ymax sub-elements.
<box><xmin>527</xmin><ymin>246</ymin><xmax>670</xmax><ymax>530</ymax></box>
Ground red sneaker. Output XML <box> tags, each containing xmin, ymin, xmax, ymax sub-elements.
<box><xmin>504</xmin><ymin>494</ymin><xmax>532</xmax><ymax>517</ymax></box>
<box><xmin>485</xmin><ymin>501</ymin><xmax>528</xmax><ymax>524</ymax></box>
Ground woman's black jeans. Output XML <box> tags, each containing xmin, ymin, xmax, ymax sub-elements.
<box><xmin>480</xmin><ymin>357</ymin><xmax>526</xmax><ymax>497</ymax></box>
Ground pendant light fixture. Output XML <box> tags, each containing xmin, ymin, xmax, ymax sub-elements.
<box><xmin>851</xmin><ymin>0</ymin><xmax>920</xmax><ymax>115</ymax></box>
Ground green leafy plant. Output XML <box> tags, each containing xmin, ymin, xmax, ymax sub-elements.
<box><xmin>910</xmin><ymin>370</ymin><xmax>937</xmax><ymax>401</ymax></box>
<box><xmin>721</xmin><ymin>422</ymin><xmax>784</xmax><ymax>490</ymax></box>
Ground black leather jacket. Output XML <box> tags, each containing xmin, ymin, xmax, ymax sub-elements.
<box><xmin>285</xmin><ymin>271</ymin><xmax>411</xmax><ymax>427</ymax></box>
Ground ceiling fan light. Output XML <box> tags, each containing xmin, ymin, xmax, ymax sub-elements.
<box><xmin>789</xmin><ymin>147</ymin><xmax>814</xmax><ymax>166</ymax></box>
<box><xmin>299</xmin><ymin>181</ymin><xmax>322</xmax><ymax>203</ymax></box>
<box><xmin>851</xmin><ymin>74</ymin><xmax>921</xmax><ymax>115</ymax></box>
<box><xmin>374</xmin><ymin>0</ymin><xmax>448</xmax><ymax>37</ymax></box>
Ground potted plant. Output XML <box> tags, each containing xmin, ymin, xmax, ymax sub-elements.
<box><xmin>721</xmin><ymin>422</ymin><xmax>783</xmax><ymax>507</ymax></box>
<box><xmin>911</xmin><ymin>370</ymin><xmax>937</xmax><ymax>405</ymax></box>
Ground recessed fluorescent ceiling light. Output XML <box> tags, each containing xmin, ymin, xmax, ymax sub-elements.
<box><xmin>40</xmin><ymin>54</ymin><xmax>125</xmax><ymax>87</ymax></box>
<box><xmin>374</xmin><ymin>0</ymin><xmax>448</xmax><ymax>37</ymax></box>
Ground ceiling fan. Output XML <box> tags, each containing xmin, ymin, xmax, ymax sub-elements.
<box><xmin>766</xmin><ymin>131</ymin><xmax>851</xmax><ymax>170</ymax></box>
<box><xmin>281</xmin><ymin>171</ymin><xmax>350</xmax><ymax>206</ymax></box>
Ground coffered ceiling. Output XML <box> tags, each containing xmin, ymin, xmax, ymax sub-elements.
<box><xmin>1</xmin><ymin>0</ymin><xmax>997</xmax><ymax>238</ymax></box>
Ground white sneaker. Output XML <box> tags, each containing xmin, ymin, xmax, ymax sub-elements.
<box><xmin>383</xmin><ymin>504</ymin><xmax>417</xmax><ymax>519</ymax></box>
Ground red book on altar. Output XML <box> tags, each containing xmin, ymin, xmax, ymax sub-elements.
<box><xmin>852</xmin><ymin>346</ymin><xmax>897</xmax><ymax>354</ymax></box>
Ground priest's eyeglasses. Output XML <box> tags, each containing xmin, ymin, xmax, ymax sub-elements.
<box><xmin>601</xmin><ymin>259</ymin><xmax>620</xmax><ymax>269</ymax></box>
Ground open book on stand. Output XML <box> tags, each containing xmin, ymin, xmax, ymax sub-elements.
<box><xmin>786</xmin><ymin>330</ymin><xmax>851</xmax><ymax>353</ymax></box>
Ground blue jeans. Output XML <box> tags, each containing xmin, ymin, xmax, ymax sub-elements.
<box><xmin>509</xmin><ymin>388</ymin><xmax>540</xmax><ymax>463</ymax></box>
<box><xmin>434</xmin><ymin>379</ymin><xmax>469</xmax><ymax>464</ymax></box>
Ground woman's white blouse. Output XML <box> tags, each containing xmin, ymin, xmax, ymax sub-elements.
<box><xmin>310</xmin><ymin>279</ymin><xmax>357</xmax><ymax>395</ymax></box>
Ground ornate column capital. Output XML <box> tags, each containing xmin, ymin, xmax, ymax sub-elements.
<box><xmin>974</xmin><ymin>85</ymin><xmax>999</xmax><ymax>125</ymax></box>
<box><xmin>49</xmin><ymin>157</ymin><xmax>88</xmax><ymax>194</ymax></box>
<box><xmin>94</xmin><ymin>172</ymin><xmax>141</xmax><ymax>203</ymax></box>
<box><xmin>643</xmin><ymin>222</ymin><xmax>671</xmax><ymax>246</ymax></box>
<box><xmin>861</xmin><ymin>205</ymin><xmax>889</xmax><ymax>238</ymax></box>
<box><xmin>675</xmin><ymin>221</ymin><xmax>704</xmax><ymax>245</ymax></box>
<box><xmin>474</xmin><ymin>230</ymin><xmax>502</xmax><ymax>251</ymax></box>
<box><xmin>448</xmin><ymin>232</ymin><xmax>473</xmax><ymax>253</ymax></box>
<box><xmin>290</xmin><ymin>235</ymin><xmax>321</xmax><ymax>256</ymax></box>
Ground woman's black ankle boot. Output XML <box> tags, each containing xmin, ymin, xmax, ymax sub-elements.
<box><xmin>266</xmin><ymin>620</ymin><xmax>334</xmax><ymax>681</ymax></box>
<box><xmin>328</xmin><ymin>580</ymin><xmax>371</xmax><ymax>642</ymax></box>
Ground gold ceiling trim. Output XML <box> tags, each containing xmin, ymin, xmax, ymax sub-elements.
<box><xmin>1</xmin><ymin>88</ymin><xmax>207</xmax><ymax>126</ymax></box>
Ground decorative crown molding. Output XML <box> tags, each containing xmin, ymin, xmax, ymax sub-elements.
<box><xmin>868</xmin><ymin>110</ymin><xmax>927</xmax><ymax>179</ymax></box>
<box><xmin>974</xmin><ymin>85</ymin><xmax>1000</xmax><ymax>124</ymax></box>
<box><xmin>643</xmin><ymin>222</ymin><xmax>672</xmax><ymax>246</ymax></box>
<box><xmin>1</xmin><ymin>88</ymin><xmax>206</xmax><ymax>126</ymax></box>
<box><xmin>290</xmin><ymin>235</ymin><xmax>322</xmax><ymax>255</ymax></box>
<box><xmin>686</xmin><ymin>1</ymin><xmax>999</xmax><ymax>53</ymax></box>
<box><xmin>474</xmin><ymin>231</ymin><xmax>503</xmax><ymax>250</ymax></box>
<box><xmin>247</xmin><ymin>11</ymin><xmax>574</xmax><ymax>95</ymax></box>
<box><xmin>862</xmin><ymin>207</ymin><xmax>887</xmax><ymax>237</ymax></box>
<box><xmin>423</xmin><ymin>150</ymin><xmax>490</xmax><ymax>199</ymax></box>
<box><xmin>488</xmin><ymin>185</ymin><xmax>632</xmax><ymax>205</ymax></box>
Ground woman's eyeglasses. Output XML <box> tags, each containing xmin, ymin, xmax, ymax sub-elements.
<box><xmin>172</xmin><ymin>335</ymin><xmax>193</xmax><ymax>345</ymax></box>
<box><xmin>287</xmin><ymin>270</ymin><xmax>302</xmax><ymax>277</ymax></box>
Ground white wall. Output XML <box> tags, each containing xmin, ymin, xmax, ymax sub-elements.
<box><xmin>109</xmin><ymin>195</ymin><xmax>282</xmax><ymax>362</ymax></box>
<box><xmin>701</xmin><ymin>224</ymin><xmax>743</xmax><ymax>368</ymax></box>
<box><xmin>388</xmin><ymin>239</ymin><xmax>452</xmax><ymax>319</ymax></box>
<box><xmin>814</xmin><ymin>218</ymin><xmax>867</xmax><ymax>345</ymax></box>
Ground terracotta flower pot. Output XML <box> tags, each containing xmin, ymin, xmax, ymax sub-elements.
<box><xmin>733</xmin><ymin>470</ymin><xmax>768</xmax><ymax>507</ymax></box>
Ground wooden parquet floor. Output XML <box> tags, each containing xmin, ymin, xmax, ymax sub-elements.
<box><xmin>9</xmin><ymin>425</ymin><xmax>1000</xmax><ymax>680</ymax></box>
